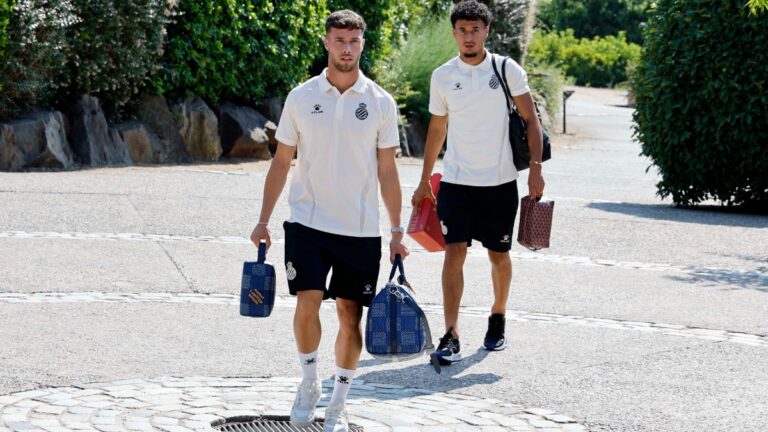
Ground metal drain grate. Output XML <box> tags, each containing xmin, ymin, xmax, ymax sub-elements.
<box><xmin>212</xmin><ymin>416</ymin><xmax>364</xmax><ymax>432</ymax></box>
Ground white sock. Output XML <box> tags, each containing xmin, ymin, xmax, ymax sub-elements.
<box><xmin>298</xmin><ymin>351</ymin><xmax>319</xmax><ymax>382</ymax></box>
<box><xmin>329</xmin><ymin>366</ymin><xmax>355</xmax><ymax>407</ymax></box>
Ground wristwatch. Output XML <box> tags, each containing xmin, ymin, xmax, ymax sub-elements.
<box><xmin>390</xmin><ymin>226</ymin><xmax>405</xmax><ymax>234</ymax></box>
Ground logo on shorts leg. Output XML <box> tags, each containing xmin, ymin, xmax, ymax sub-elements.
<box><xmin>286</xmin><ymin>262</ymin><xmax>297</xmax><ymax>281</ymax></box>
<box><xmin>500</xmin><ymin>234</ymin><xmax>511</xmax><ymax>243</ymax></box>
<box><xmin>440</xmin><ymin>220</ymin><xmax>448</xmax><ymax>235</ymax></box>
<box><xmin>363</xmin><ymin>284</ymin><xmax>373</xmax><ymax>295</ymax></box>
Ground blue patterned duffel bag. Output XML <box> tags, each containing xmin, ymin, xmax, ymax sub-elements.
<box><xmin>365</xmin><ymin>255</ymin><xmax>440</xmax><ymax>372</ymax></box>
<box><xmin>240</xmin><ymin>241</ymin><xmax>276</xmax><ymax>317</ymax></box>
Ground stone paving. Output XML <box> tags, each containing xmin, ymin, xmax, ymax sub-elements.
<box><xmin>0</xmin><ymin>377</ymin><xmax>586</xmax><ymax>432</ymax></box>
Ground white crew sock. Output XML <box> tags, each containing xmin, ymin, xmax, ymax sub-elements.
<box><xmin>329</xmin><ymin>366</ymin><xmax>355</xmax><ymax>407</ymax></box>
<box><xmin>298</xmin><ymin>351</ymin><xmax>319</xmax><ymax>382</ymax></box>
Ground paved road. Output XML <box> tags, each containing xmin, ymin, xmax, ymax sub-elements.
<box><xmin>1</xmin><ymin>87</ymin><xmax>766</xmax><ymax>432</ymax></box>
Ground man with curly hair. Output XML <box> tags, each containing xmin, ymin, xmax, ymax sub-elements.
<box><xmin>412</xmin><ymin>0</ymin><xmax>545</xmax><ymax>365</ymax></box>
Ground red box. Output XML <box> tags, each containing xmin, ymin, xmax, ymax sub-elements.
<box><xmin>407</xmin><ymin>173</ymin><xmax>445</xmax><ymax>252</ymax></box>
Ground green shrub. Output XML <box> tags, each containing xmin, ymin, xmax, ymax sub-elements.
<box><xmin>528</xmin><ymin>29</ymin><xmax>641</xmax><ymax>87</ymax></box>
<box><xmin>53</xmin><ymin>0</ymin><xmax>167</xmax><ymax>118</ymax></box>
<box><xmin>484</xmin><ymin>0</ymin><xmax>536</xmax><ymax>64</ymax></box>
<box><xmin>633</xmin><ymin>0</ymin><xmax>768</xmax><ymax>209</ymax></box>
<box><xmin>0</xmin><ymin>0</ymin><xmax>70</xmax><ymax>120</ymax></box>
<box><xmin>536</xmin><ymin>0</ymin><xmax>651</xmax><ymax>44</ymax></box>
<box><xmin>0</xmin><ymin>0</ymin><xmax>11</xmax><ymax>56</ymax></box>
<box><xmin>159</xmin><ymin>1</ymin><xmax>327</xmax><ymax>104</ymax></box>
<box><xmin>527</xmin><ymin>62</ymin><xmax>568</xmax><ymax>127</ymax></box>
<box><xmin>397</xmin><ymin>15</ymin><xmax>456</xmax><ymax>123</ymax></box>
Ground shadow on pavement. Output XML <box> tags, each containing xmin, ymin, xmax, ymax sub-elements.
<box><xmin>352</xmin><ymin>348</ymin><xmax>501</xmax><ymax>400</ymax></box>
<box><xmin>666</xmin><ymin>267</ymin><xmax>768</xmax><ymax>293</ymax></box>
<box><xmin>588</xmin><ymin>202</ymin><xmax>768</xmax><ymax>227</ymax></box>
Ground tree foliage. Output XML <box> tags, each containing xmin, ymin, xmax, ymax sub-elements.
<box><xmin>58</xmin><ymin>0</ymin><xmax>167</xmax><ymax>117</ymax></box>
<box><xmin>633</xmin><ymin>0</ymin><xmax>768</xmax><ymax>209</ymax></box>
<box><xmin>528</xmin><ymin>29</ymin><xmax>640</xmax><ymax>87</ymax></box>
<box><xmin>537</xmin><ymin>0</ymin><xmax>651</xmax><ymax>44</ymax></box>
<box><xmin>0</xmin><ymin>0</ymin><xmax>70</xmax><ymax>120</ymax></box>
<box><xmin>159</xmin><ymin>0</ymin><xmax>328</xmax><ymax>104</ymax></box>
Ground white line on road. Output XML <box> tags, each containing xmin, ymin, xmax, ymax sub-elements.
<box><xmin>1</xmin><ymin>230</ymin><xmax>765</xmax><ymax>284</ymax></box>
<box><xmin>0</xmin><ymin>292</ymin><xmax>764</xmax><ymax>347</ymax></box>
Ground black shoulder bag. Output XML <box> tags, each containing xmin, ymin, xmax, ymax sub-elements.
<box><xmin>491</xmin><ymin>54</ymin><xmax>551</xmax><ymax>171</ymax></box>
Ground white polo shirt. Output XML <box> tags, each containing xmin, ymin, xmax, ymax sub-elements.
<box><xmin>429</xmin><ymin>51</ymin><xmax>530</xmax><ymax>186</ymax></box>
<box><xmin>275</xmin><ymin>69</ymin><xmax>399</xmax><ymax>237</ymax></box>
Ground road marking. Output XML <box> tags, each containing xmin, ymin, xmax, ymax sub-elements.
<box><xmin>0</xmin><ymin>292</ymin><xmax>764</xmax><ymax>347</ymax></box>
<box><xmin>1</xmin><ymin>230</ymin><xmax>765</xmax><ymax>284</ymax></box>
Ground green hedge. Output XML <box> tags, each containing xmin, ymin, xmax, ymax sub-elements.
<box><xmin>633</xmin><ymin>0</ymin><xmax>768</xmax><ymax>209</ymax></box>
<box><xmin>537</xmin><ymin>0</ymin><xmax>651</xmax><ymax>44</ymax></box>
<box><xmin>59</xmin><ymin>0</ymin><xmax>167</xmax><ymax>117</ymax></box>
<box><xmin>528</xmin><ymin>29</ymin><xmax>641</xmax><ymax>87</ymax></box>
<box><xmin>0</xmin><ymin>0</ymin><xmax>11</xmax><ymax>56</ymax></box>
<box><xmin>0</xmin><ymin>0</ymin><xmax>69</xmax><ymax>120</ymax></box>
<box><xmin>159</xmin><ymin>0</ymin><xmax>328</xmax><ymax>104</ymax></box>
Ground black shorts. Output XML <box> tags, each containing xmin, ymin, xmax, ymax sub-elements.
<box><xmin>436</xmin><ymin>180</ymin><xmax>519</xmax><ymax>252</ymax></box>
<box><xmin>283</xmin><ymin>222</ymin><xmax>381</xmax><ymax>306</ymax></box>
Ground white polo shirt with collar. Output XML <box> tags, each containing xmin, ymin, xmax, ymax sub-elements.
<box><xmin>275</xmin><ymin>68</ymin><xmax>400</xmax><ymax>238</ymax></box>
<box><xmin>429</xmin><ymin>51</ymin><xmax>530</xmax><ymax>186</ymax></box>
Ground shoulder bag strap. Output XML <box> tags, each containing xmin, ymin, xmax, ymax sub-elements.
<box><xmin>491</xmin><ymin>54</ymin><xmax>514</xmax><ymax>116</ymax></box>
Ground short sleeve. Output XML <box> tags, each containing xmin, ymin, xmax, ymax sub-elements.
<box><xmin>377</xmin><ymin>94</ymin><xmax>399</xmax><ymax>149</ymax></box>
<box><xmin>275</xmin><ymin>91</ymin><xmax>299</xmax><ymax>146</ymax></box>
<box><xmin>428</xmin><ymin>71</ymin><xmax>448</xmax><ymax>116</ymax></box>
<box><xmin>505</xmin><ymin>59</ymin><xmax>530</xmax><ymax>97</ymax></box>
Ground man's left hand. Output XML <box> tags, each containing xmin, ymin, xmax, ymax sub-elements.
<box><xmin>528</xmin><ymin>167</ymin><xmax>545</xmax><ymax>199</ymax></box>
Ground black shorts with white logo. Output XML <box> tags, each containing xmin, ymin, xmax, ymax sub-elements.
<box><xmin>283</xmin><ymin>221</ymin><xmax>381</xmax><ymax>306</ymax></box>
<box><xmin>436</xmin><ymin>180</ymin><xmax>519</xmax><ymax>252</ymax></box>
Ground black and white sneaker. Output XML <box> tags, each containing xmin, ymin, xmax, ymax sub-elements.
<box><xmin>483</xmin><ymin>313</ymin><xmax>507</xmax><ymax>351</ymax></box>
<box><xmin>435</xmin><ymin>327</ymin><xmax>462</xmax><ymax>365</ymax></box>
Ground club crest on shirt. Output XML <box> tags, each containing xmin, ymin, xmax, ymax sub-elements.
<box><xmin>452</xmin><ymin>82</ymin><xmax>463</xmax><ymax>91</ymax></box>
<box><xmin>355</xmin><ymin>103</ymin><xmax>368</xmax><ymax>120</ymax></box>
<box><xmin>311</xmin><ymin>104</ymin><xmax>324</xmax><ymax>114</ymax></box>
<box><xmin>489</xmin><ymin>75</ymin><xmax>500</xmax><ymax>89</ymax></box>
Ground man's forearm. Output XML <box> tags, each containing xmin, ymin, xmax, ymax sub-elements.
<box><xmin>420</xmin><ymin>120</ymin><xmax>448</xmax><ymax>182</ymax></box>
<box><xmin>379</xmin><ymin>165</ymin><xmax>402</xmax><ymax>228</ymax></box>
<box><xmin>526</xmin><ymin>119</ymin><xmax>543</xmax><ymax>162</ymax></box>
<box><xmin>258</xmin><ymin>160</ymin><xmax>291</xmax><ymax>223</ymax></box>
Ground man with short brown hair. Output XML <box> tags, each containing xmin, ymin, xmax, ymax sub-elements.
<box><xmin>250</xmin><ymin>9</ymin><xmax>408</xmax><ymax>432</ymax></box>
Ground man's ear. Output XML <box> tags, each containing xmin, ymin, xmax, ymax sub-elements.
<box><xmin>323</xmin><ymin>36</ymin><xmax>329</xmax><ymax>51</ymax></box>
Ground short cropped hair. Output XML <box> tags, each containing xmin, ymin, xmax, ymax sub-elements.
<box><xmin>450</xmin><ymin>1</ymin><xmax>492</xmax><ymax>27</ymax></box>
<box><xmin>325</xmin><ymin>9</ymin><xmax>366</xmax><ymax>33</ymax></box>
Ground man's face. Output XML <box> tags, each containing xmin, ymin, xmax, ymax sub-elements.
<box><xmin>324</xmin><ymin>27</ymin><xmax>365</xmax><ymax>73</ymax></box>
<box><xmin>452</xmin><ymin>19</ymin><xmax>489</xmax><ymax>59</ymax></box>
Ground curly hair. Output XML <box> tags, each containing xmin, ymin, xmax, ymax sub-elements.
<box><xmin>325</xmin><ymin>9</ymin><xmax>366</xmax><ymax>33</ymax></box>
<box><xmin>450</xmin><ymin>1</ymin><xmax>492</xmax><ymax>27</ymax></box>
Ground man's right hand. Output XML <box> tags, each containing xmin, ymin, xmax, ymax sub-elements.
<box><xmin>411</xmin><ymin>181</ymin><xmax>436</xmax><ymax>207</ymax></box>
<box><xmin>250</xmin><ymin>223</ymin><xmax>271</xmax><ymax>250</ymax></box>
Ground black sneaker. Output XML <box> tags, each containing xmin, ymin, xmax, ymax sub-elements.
<box><xmin>435</xmin><ymin>327</ymin><xmax>462</xmax><ymax>365</ymax></box>
<box><xmin>483</xmin><ymin>313</ymin><xmax>507</xmax><ymax>351</ymax></box>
